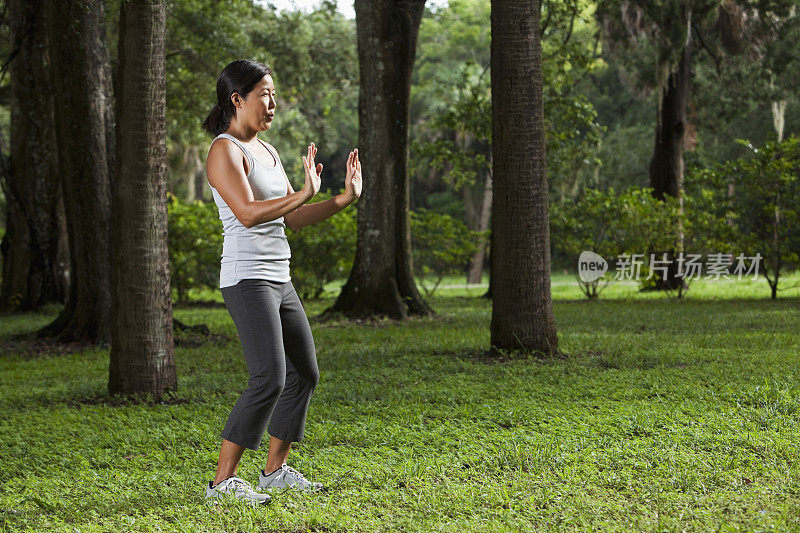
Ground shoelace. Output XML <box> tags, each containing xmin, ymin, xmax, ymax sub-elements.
<box><xmin>224</xmin><ymin>476</ymin><xmax>258</xmax><ymax>494</ymax></box>
<box><xmin>281</xmin><ymin>465</ymin><xmax>313</xmax><ymax>486</ymax></box>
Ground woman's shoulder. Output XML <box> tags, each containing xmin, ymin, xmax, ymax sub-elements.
<box><xmin>207</xmin><ymin>135</ymin><xmax>239</xmax><ymax>160</ymax></box>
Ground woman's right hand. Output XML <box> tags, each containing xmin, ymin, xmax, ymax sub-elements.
<box><xmin>301</xmin><ymin>142</ymin><xmax>322</xmax><ymax>201</ymax></box>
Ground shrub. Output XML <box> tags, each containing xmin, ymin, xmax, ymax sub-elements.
<box><xmin>685</xmin><ymin>136</ymin><xmax>800</xmax><ymax>298</ymax></box>
<box><xmin>550</xmin><ymin>187</ymin><xmax>680</xmax><ymax>299</ymax></box>
<box><xmin>167</xmin><ymin>193</ymin><xmax>223</xmax><ymax>303</ymax></box>
<box><xmin>410</xmin><ymin>208</ymin><xmax>484</xmax><ymax>296</ymax></box>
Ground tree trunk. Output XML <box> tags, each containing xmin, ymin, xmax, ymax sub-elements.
<box><xmin>1</xmin><ymin>0</ymin><xmax>67</xmax><ymax>312</ymax></box>
<box><xmin>467</xmin><ymin>165</ymin><xmax>492</xmax><ymax>284</ymax></box>
<box><xmin>649</xmin><ymin>36</ymin><xmax>690</xmax><ymax>200</ymax></box>
<box><xmin>647</xmin><ymin>20</ymin><xmax>691</xmax><ymax>291</ymax></box>
<box><xmin>38</xmin><ymin>0</ymin><xmax>113</xmax><ymax>343</ymax></box>
<box><xmin>489</xmin><ymin>0</ymin><xmax>557</xmax><ymax>356</ymax></box>
<box><xmin>108</xmin><ymin>0</ymin><xmax>176</xmax><ymax>399</ymax></box>
<box><xmin>190</xmin><ymin>145</ymin><xmax>206</xmax><ymax>202</ymax></box>
<box><xmin>323</xmin><ymin>0</ymin><xmax>433</xmax><ymax>320</ymax></box>
<box><xmin>771</xmin><ymin>99</ymin><xmax>786</xmax><ymax>142</ymax></box>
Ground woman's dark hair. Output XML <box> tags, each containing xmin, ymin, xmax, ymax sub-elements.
<box><xmin>202</xmin><ymin>59</ymin><xmax>272</xmax><ymax>137</ymax></box>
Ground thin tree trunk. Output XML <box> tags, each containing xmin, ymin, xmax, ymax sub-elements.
<box><xmin>39</xmin><ymin>0</ymin><xmax>113</xmax><ymax>343</ymax></box>
<box><xmin>771</xmin><ymin>99</ymin><xmax>786</xmax><ymax>142</ymax></box>
<box><xmin>467</xmin><ymin>165</ymin><xmax>492</xmax><ymax>284</ymax></box>
<box><xmin>191</xmin><ymin>145</ymin><xmax>206</xmax><ymax>201</ymax></box>
<box><xmin>323</xmin><ymin>0</ymin><xmax>433</xmax><ymax>320</ymax></box>
<box><xmin>1</xmin><ymin>0</ymin><xmax>66</xmax><ymax>312</ymax></box>
<box><xmin>489</xmin><ymin>0</ymin><xmax>557</xmax><ymax>356</ymax></box>
<box><xmin>184</xmin><ymin>145</ymin><xmax>196</xmax><ymax>202</ymax></box>
<box><xmin>108</xmin><ymin>0</ymin><xmax>176</xmax><ymax>399</ymax></box>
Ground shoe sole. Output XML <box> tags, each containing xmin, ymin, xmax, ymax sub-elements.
<box><xmin>205</xmin><ymin>493</ymin><xmax>272</xmax><ymax>505</ymax></box>
<box><xmin>258</xmin><ymin>485</ymin><xmax>323</xmax><ymax>493</ymax></box>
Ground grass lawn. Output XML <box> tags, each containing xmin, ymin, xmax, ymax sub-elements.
<box><xmin>0</xmin><ymin>274</ymin><xmax>798</xmax><ymax>531</ymax></box>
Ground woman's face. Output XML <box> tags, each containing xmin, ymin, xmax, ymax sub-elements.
<box><xmin>233</xmin><ymin>74</ymin><xmax>276</xmax><ymax>132</ymax></box>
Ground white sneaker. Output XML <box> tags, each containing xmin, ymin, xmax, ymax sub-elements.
<box><xmin>205</xmin><ymin>476</ymin><xmax>272</xmax><ymax>505</ymax></box>
<box><xmin>257</xmin><ymin>464</ymin><xmax>324</xmax><ymax>492</ymax></box>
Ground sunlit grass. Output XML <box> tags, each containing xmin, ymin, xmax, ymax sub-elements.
<box><xmin>0</xmin><ymin>277</ymin><xmax>798</xmax><ymax>531</ymax></box>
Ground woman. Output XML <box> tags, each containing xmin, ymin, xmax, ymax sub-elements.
<box><xmin>200</xmin><ymin>59</ymin><xmax>362</xmax><ymax>505</ymax></box>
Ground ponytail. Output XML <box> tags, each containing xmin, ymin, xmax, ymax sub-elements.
<box><xmin>202</xmin><ymin>103</ymin><xmax>232</xmax><ymax>137</ymax></box>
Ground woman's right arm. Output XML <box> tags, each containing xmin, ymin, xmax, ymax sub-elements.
<box><xmin>206</xmin><ymin>139</ymin><xmax>312</xmax><ymax>228</ymax></box>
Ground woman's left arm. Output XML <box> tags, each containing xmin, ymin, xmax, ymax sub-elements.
<box><xmin>284</xmin><ymin>148</ymin><xmax>362</xmax><ymax>231</ymax></box>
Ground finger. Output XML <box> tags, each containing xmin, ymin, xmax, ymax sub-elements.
<box><xmin>347</xmin><ymin>151</ymin><xmax>353</xmax><ymax>166</ymax></box>
<box><xmin>317</xmin><ymin>163</ymin><xmax>323</xmax><ymax>175</ymax></box>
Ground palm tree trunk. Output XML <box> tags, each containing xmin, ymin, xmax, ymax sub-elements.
<box><xmin>108</xmin><ymin>0</ymin><xmax>176</xmax><ymax>399</ymax></box>
<box><xmin>489</xmin><ymin>0</ymin><xmax>557</xmax><ymax>356</ymax></box>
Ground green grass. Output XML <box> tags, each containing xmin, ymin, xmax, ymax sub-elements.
<box><xmin>0</xmin><ymin>278</ymin><xmax>799</xmax><ymax>531</ymax></box>
<box><xmin>175</xmin><ymin>271</ymin><xmax>800</xmax><ymax>303</ymax></box>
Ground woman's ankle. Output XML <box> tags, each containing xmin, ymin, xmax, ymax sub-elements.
<box><xmin>262</xmin><ymin>464</ymin><xmax>283</xmax><ymax>476</ymax></box>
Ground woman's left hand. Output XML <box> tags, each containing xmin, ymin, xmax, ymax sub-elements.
<box><xmin>344</xmin><ymin>148</ymin><xmax>362</xmax><ymax>202</ymax></box>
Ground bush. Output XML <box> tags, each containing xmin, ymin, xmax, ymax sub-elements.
<box><xmin>410</xmin><ymin>208</ymin><xmax>484</xmax><ymax>296</ymax></box>
<box><xmin>550</xmin><ymin>187</ymin><xmax>680</xmax><ymax>298</ymax></box>
<box><xmin>167</xmin><ymin>193</ymin><xmax>223</xmax><ymax>303</ymax></box>
<box><xmin>286</xmin><ymin>190</ymin><xmax>357</xmax><ymax>300</ymax></box>
<box><xmin>685</xmin><ymin>136</ymin><xmax>800</xmax><ymax>298</ymax></box>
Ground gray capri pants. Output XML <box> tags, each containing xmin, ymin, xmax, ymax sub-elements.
<box><xmin>219</xmin><ymin>278</ymin><xmax>319</xmax><ymax>451</ymax></box>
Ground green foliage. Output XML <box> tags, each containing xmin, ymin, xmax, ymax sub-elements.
<box><xmin>412</xmin><ymin>0</ymin><xmax>603</xmax><ymax>211</ymax></box>
<box><xmin>685</xmin><ymin>136</ymin><xmax>800</xmax><ymax>298</ymax></box>
<box><xmin>410</xmin><ymin>208</ymin><xmax>485</xmax><ymax>296</ymax></box>
<box><xmin>166</xmin><ymin>193</ymin><xmax>223</xmax><ymax>303</ymax></box>
<box><xmin>411</xmin><ymin>64</ymin><xmax>491</xmax><ymax>192</ymax></box>
<box><xmin>550</xmin><ymin>187</ymin><xmax>680</xmax><ymax>298</ymax></box>
<box><xmin>286</xmin><ymin>191</ymin><xmax>356</xmax><ymax>300</ymax></box>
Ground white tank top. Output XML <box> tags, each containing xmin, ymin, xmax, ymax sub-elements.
<box><xmin>208</xmin><ymin>133</ymin><xmax>291</xmax><ymax>287</ymax></box>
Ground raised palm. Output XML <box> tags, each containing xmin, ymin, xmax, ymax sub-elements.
<box><xmin>301</xmin><ymin>142</ymin><xmax>322</xmax><ymax>198</ymax></box>
<box><xmin>345</xmin><ymin>148</ymin><xmax>362</xmax><ymax>201</ymax></box>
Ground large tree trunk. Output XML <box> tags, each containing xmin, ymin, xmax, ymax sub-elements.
<box><xmin>467</xmin><ymin>165</ymin><xmax>492</xmax><ymax>285</ymax></box>
<box><xmin>108</xmin><ymin>0</ymin><xmax>176</xmax><ymax>399</ymax></box>
<box><xmin>39</xmin><ymin>0</ymin><xmax>113</xmax><ymax>342</ymax></box>
<box><xmin>323</xmin><ymin>0</ymin><xmax>433</xmax><ymax>320</ymax></box>
<box><xmin>1</xmin><ymin>0</ymin><xmax>67</xmax><ymax>312</ymax></box>
<box><xmin>647</xmin><ymin>24</ymin><xmax>692</xmax><ymax>291</ymax></box>
<box><xmin>649</xmin><ymin>38</ymin><xmax>690</xmax><ymax>200</ymax></box>
<box><xmin>489</xmin><ymin>0</ymin><xmax>557</xmax><ymax>356</ymax></box>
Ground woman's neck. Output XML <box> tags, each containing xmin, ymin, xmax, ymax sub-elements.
<box><xmin>225</xmin><ymin>121</ymin><xmax>258</xmax><ymax>143</ymax></box>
